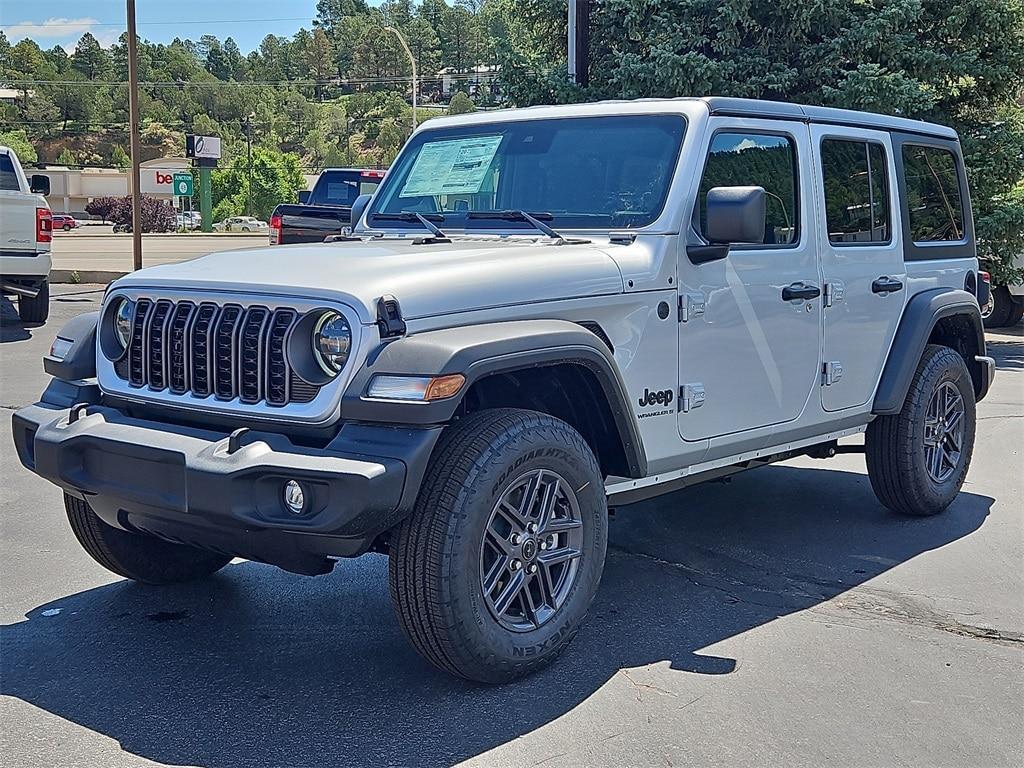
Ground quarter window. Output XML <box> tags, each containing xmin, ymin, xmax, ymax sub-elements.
<box><xmin>697</xmin><ymin>132</ymin><xmax>798</xmax><ymax>245</ymax></box>
<box><xmin>820</xmin><ymin>139</ymin><xmax>891</xmax><ymax>244</ymax></box>
<box><xmin>901</xmin><ymin>145</ymin><xmax>965</xmax><ymax>242</ymax></box>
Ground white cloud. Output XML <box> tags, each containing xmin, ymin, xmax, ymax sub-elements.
<box><xmin>2</xmin><ymin>17</ymin><xmax>102</xmax><ymax>41</ymax></box>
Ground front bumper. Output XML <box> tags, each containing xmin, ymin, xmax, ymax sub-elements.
<box><xmin>975</xmin><ymin>354</ymin><xmax>996</xmax><ymax>403</ymax></box>
<box><xmin>12</xmin><ymin>399</ymin><xmax>441</xmax><ymax>574</ymax></box>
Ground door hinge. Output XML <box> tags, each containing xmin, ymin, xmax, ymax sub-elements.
<box><xmin>823</xmin><ymin>361</ymin><xmax>843</xmax><ymax>386</ymax></box>
<box><xmin>678</xmin><ymin>383</ymin><xmax>706</xmax><ymax>412</ymax></box>
<box><xmin>678</xmin><ymin>293</ymin><xmax>706</xmax><ymax>322</ymax></box>
<box><xmin>824</xmin><ymin>281</ymin><xmax>845</xmax><ymax>308</ymax></box>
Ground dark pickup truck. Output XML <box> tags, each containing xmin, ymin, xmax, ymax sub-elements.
<box><xmin>269</xmin><ymin>168</ymin><xmax>385</xmax><ymax>245</ymax></box>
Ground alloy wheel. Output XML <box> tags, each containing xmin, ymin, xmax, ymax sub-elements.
<box><xmin>923</xmin><ymin>380</ymin><xmax>965</xmax><ymax>483</ymax></box>
<box><xmin>480</xmin><ymin>469</ymin><xmax>584</xmax><ymax>632</ymax></box>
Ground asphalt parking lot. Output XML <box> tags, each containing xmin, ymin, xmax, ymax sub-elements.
<box><xmin>1</xmin><ymin>286</ymin><xmax>1022</xmax><ymax>768</ymax></box>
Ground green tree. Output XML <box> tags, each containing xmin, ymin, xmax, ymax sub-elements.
<box><xmin>70</xmin><ymin>33</ymin><xmax>110</xmax><ymax>80</ymax></box>
<box><xmin>0</xmin><ymin>130</ymin><xmax>37</xmax><ymax>163</ymax></box>
<box><xmin>211</xmin><ymin>146</ymin><xmax>306</xmax><ymax>220</ymax></box>
<box><xmin>447</xmin><ymin>90</ymin><xmax>476</xmax><ymax>114</ymax></box>
<box><xmin>305</xmin><ymin>29</ymin><xmax>336</xmax><ymax>98</ymax></box>
<box><xmin>56</xmin><ymin>148</ymin><xmax>76</xmax><ymax>166</ymax></box>
<box><xmin>110</xmin><ymin>144</ymin><xmax>130</xmax><ymax>169</ymax></box>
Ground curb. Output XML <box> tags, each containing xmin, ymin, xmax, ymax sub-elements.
<box><xmin>52</xmin><ymin>269</ymin><xmax>127</xmax><ymax>285</ymax></box>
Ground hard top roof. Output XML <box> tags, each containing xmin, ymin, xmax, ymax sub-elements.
<box><xmin>422</xmin><ymin>96</ymin><xmax>958</xmax><ymax>141</ymax></box>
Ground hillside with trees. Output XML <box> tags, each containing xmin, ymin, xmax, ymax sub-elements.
<box><xmin>0</xmin><ymin>0</ymin><xmax>1022</xmax><ymax>277</ymax></box>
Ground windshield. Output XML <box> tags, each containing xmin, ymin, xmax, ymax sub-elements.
<box><xmin>368</xmin><ymin>114</ymin><xmax>686</xmax><ymax>230</ymax></box>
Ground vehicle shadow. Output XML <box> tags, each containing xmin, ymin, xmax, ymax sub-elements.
<box><xmin>0</xmin><ymin>465</ymin><xmax>992</xmax><ymax>768</ymax></box>
<box><xmin>0</xmin><ymin>296</ymin><xmax>34</xmax><ymax>342</ymax></box>
<box><xmin>986</xmin><ymin>329</ymin><xmax>1022</xmax><ymax>370</ymax></box>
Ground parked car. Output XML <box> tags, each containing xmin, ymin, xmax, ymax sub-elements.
<box><xmin>12</xmin><ymin>98</ymin><xmax>995</xmax><ymax>683</ymax></box>
<box><xmin>0</xmin><ymin>145</ymin><xmax>51</xmax><ymax>322</ymax></box>
<box><xmin>980</xmin><ymin>253</ymin><xmax>1024</xmax><ymax>327</ymax></box>
<box><xmin>269</xmin><ymin>168</ymin><xmax>385</xmax><ymax>245</ymax></box>
<box><xmin>214</xmin><ymin>216</ymin><xmax>268</xmax><ymax>232</ymax></box>
<box><xmin>51</xmin><ymin>214</ymin><xmax>79</xmax><ymax>231</ymax></box>
<box><xmin>175</xmin><ymin>212</ymin><xmax>202</xmax><ymax>230</ymax></box>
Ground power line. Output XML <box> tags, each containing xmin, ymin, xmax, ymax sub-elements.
<box><xmin>4</xmin><ymin>71</ymin><xmax>515</xmax><ymax>88</ymax></box>
<box><xmin>2</xmin><ymin>17</ymin><xmax>316</xmax><ymax>29</ymax></box>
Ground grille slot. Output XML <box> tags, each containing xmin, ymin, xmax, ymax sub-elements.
<box><xmin>112</xmin><ymin>297</ymin><xmax>320</xmax><ymax>407</ymax></box>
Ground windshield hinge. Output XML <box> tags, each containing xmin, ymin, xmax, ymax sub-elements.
<box><xmin>376</xmin><ymin>295</ymin><xmax>407</xmax><ymax>338</ymax></box>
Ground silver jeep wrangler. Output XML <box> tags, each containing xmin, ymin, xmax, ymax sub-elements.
<box><xmin>13</xmin><ymin>98</ymin><xmax>995</xmax><ymax>682</ymax></box>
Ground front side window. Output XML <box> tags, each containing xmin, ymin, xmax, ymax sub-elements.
<box><xmin>696</xmin><ymin>132</ymin><xmax>798</xmax><ymax>245</ymax></box>
<box><xmin>369</xmin><ymin>115</ymin><xmax>686</xmax><ymax>230</ymax></box>
<box><xmin>902</xmin><ymin>145</ymin><xmax>965</xmax><ymax>242</ymax></box>
<box><xmin>821</xmin><ymin>139</ymin><xmax>891</xmax><ymax>244</ymax></box>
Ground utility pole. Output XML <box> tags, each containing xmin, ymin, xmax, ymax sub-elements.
<box><xmin>126</xmin><ymin>0</ymin><xmax>143</xmax><ymax>269</ymax></box>
<box><xmin>242</xmin><ymin>112</ymin><xmax>254</xmax><ymax>216</ymax></box>
<box><xmin>385</xmin><ymin>26</ymin><xmax>417</xmax><ymax>131</ymax></box>
<box><xmin>567</xmin><ymin>0</ymin><xmax>591</xmax><ymax>87</ymax></box>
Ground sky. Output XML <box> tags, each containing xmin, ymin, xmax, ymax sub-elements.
<box><xmin>0</xmin><ymin>0</ymin><xmax>335</xmax><ymax>53</ymax></box>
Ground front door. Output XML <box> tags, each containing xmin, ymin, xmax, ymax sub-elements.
<box><xmin>810</xmin><ymin>125</ymin><xmax>906</xmax><ymax>411</ymax></box>
<box><xmin>678</xmin><ymin>118</ymin><xmax>822</xmax><ymax>441</ymax></box>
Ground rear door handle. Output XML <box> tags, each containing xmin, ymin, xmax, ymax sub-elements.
<box><xmin>782</xmin><ymin>282</ymin><xmax>821</xmax><ymax>301</ymax></box>
<box><xmin>872</xmin><ymin>276</ymin><xmax>904</xmax><ymax>294</ymax></box>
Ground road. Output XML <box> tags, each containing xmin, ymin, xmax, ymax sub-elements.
<box><xmin>50</xmin><ymin>229</ymin><xmax>266</xmax><ymax>272</ymax></box>
<box><xmin>1</xmin><ymin>286</ymin><xmax>1022</xmax><ymax>768</ymax></box>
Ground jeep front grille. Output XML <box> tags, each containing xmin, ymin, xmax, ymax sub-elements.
<box><xmin>114</xmin><ymin>299</ymin><xmax>319</xmax><ymax>406</ymax></box>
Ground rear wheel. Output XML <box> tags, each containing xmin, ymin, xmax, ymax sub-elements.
<box><xmin>389</xmin><ymin>409</ymin><xmax>607</xmax><ymax>683</ymax></box>
<box><xmin>18</xmin><ymin>280</ymin><xmax>49</xmax><ymax>323</ymax></box>
<box><xmin>65</xmin><ymin>493</ymin><xmax>231</xmax><ymax>584</ymax></box>
<box><xmin>866</xmin><ymin>345</ymin><xmax>976</xmax><ymax>516</ymax></box>
<box><xmin>983</xmin><ymin>286</ymin><xmax>1014</xmax><ymax>328</ymax></box>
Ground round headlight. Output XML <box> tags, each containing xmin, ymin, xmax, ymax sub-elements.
<box><xmin>114</xmin><ymin>298</ymin><xmax>134</xmax><ymax>349</ymax></box>
<box><xmin>312</xmin><ymin>311</ymin><xmax>351</xmax><ymax>375</ymax></box>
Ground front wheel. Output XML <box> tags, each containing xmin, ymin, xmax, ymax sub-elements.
<box><xmin>866</xmin><ymin>345</ymin><xmax>976</xmax><ymax>516</ymax></box>
<box><xmin>389</xmin><ymin>409</ymin><xmax>607</xmax><ymax>683</ymax></box>
<box><xmin>65</xmin><ymin>494</ymin><xmax>231</xmax><ymax>584</ymax></box>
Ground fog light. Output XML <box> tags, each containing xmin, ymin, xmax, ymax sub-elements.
<box><xmin>283</xmin><ymin>480</ymin><xmax>306</xmax><ymax>515</ymax></box>
<box><xmin>49</xmin><ymin>336</ymin><xmax>73</xmax><ymax>361</ymax></box>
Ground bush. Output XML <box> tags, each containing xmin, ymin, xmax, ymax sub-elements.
<box><xmin>85</xmin><ymin>196</ymin><xmax>118</xmax><ymax>222</ymax></box>
<box><xmin>108</xmin><ymin>196</ymin><xmax>176</xmax><ymax>232</ymax></box>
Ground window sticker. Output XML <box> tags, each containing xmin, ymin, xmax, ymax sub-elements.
<box><xmin>399</xmin><ymin>136</ymin><xmax>502</xmax><ymax>197</ymax></box>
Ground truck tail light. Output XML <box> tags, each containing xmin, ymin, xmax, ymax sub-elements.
<box><xmin>980</xmin><ymin>270</ymin><xmax>991</xmax><ymax>286</ymax></box>
<box><xmin>269</xmin><ymin>214</ymin><xmax>281</xmax><ymax>245</ymax></box>
<box><xmin>36</xmin><ymin>208</ymin><xmax>52</xmax><ymax>243</ymax></box>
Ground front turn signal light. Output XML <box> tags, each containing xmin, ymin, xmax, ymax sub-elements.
<box><xmin>366</xmin><ymin>374</ymin><xmax>465</xmax><ymax>402</ymax></box>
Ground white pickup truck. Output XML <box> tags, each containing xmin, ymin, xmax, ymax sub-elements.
<box><xmin>1</xmin><ymin>145</ymin><xmax>52</xmax><ymax>322</ymax></box>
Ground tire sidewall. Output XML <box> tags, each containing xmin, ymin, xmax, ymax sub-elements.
<box><xmin>905</xmin><ymin>350</ymin><xmax>976</xmax><ymax>510</ymax></box>
<box><xmin>442</xmin><ymin>418</ymin><xmax>607</xmax><ymax>673</ymax></box>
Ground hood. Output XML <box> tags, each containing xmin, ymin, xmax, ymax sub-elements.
<box><xmin>113</xmin><ymin>237</ymin><xmax>624</xmax><ymax>324</ymax></box>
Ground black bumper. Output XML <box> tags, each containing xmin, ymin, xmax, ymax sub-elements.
<box><xmin>12</xmin><ymin>399</ymin><xmax>441</xmax><ymax>574</ymax></box>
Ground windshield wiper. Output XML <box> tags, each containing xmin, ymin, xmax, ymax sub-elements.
<box><xmin>372</xmin><ymin>211</ymin><xmax>450</xmax><ymax>243</ymax></box>
<box><xmin>466</xmin><ymin>210</ymin><xmax>564</xmax><ymax>242</ymax></box>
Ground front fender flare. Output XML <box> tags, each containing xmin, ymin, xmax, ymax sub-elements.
<box><xmin>873</xmin><ymin>288</ymin><xmax>987</xmax><ymax>415</ymax></box>
<box><xmin>342</xmin><ymin>319</ymin><xmax>647</xmax><ymax>477</ymax></box>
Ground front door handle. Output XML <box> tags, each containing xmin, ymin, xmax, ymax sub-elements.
<box><xmin>872</xmin><ymin>276</ymin><xmax>904</xmax><ymax>294</ymax></box>
<box><xmin>782</xmin><ymin>282</ymin><xmax>821</xmax><ymax>301</ymax></box>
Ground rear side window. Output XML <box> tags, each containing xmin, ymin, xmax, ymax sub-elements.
<box><xmin>901</xmin><ymin>145</ymin><xmax>965</xmax><ymax>242</ymax></box>
<box><xmin>697</xmin><ymin>132</ymin><xmax>798</xmax><ymax>245</ymax></box>
<box><xmin>0</xmin><ymin>153</ymin><xmax>19</xmax><ymax>191</ymax></box>
<box><xmin>820</xmin><ymin>139</ymin><xmax>891</xmax><ymax>244</ymax></box>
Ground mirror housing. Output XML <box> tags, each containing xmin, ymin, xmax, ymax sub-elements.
<box><xmin>688</xmin><ymin>185</ymin><xmax>767</xmax><ymax>265</ymax></box>
<box><xmin>29</xmin><ymin>174</ymin><xmax>50</xmax><ymax>196</ymax></box>
<box><xmin>350</xmin><ymin>194</ymin><xmax>371</xmax><ymax>228</ymax></box>
<box><xmin>298</xmin><ymin>189</ymin><xmax>311</xmax><ymax>204</ymax></box>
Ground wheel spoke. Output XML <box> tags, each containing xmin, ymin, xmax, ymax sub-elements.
<box><xmin>519</xmin><ymin>471</ymin><xmax>543</xmax><ymax>520</ymax></box>
<box><xmin>485</xmin><ymin>523</ymin><xmax>515</xmax><ymax>556</ymax></box>
<box><xmin>495</xmin><ymin>499</ymin><xmax>529</xmax><ymax>532</ymax></box>
<box><xmin>544</xmin><ymin>517</ymin><xmax>583</xmax><ymax>534</ymax></box>
<box><xmin>536</xmin><ymin>476</ymin><xmax>560</xmax><ymax>532</ymax></box>
<box><xmin>539</xmin><ymin>547</ymin><xmax>581</xmax><ymax>568</ymax></box>
<box><xmin>482</xmin><ymin>555</ymin><xmax>508</xmax><ymax>595</ymax></box>
<box><xmin>929</xmin><ymin>443</ymin><xmax>943</xmax><ymax>479</ymax></box>
<box><xmin>492</xmin><ymin>569</ymin><xmax>525</xmax><ymax>616</ymax></box>
<box><xmin>520</xmin><ymin>578</ymin><xmax>541</xmax><ymax>628</ymax></box>
<box><xmin>537</xmin><ymin>561</ymin><xmax>557</xmax><ymax>606</ymax></box>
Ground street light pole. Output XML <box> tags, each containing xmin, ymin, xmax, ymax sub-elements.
<box><xmin>242</xmin><ymin>112</ymin><xmax>254</xmax><ymax>216</ymax></box>
<box><xmin>384</xmin><ymin>26</ymin><xmax>417</xmax><ymax>131</ymax></box>
<box><xmin>126</xmin><ymin>0</ymin><xmax>143</xmax><ymax>269</ymax></box>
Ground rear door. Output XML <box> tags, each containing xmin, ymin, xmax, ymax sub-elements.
<box><xmin>678</xmin><ymin>118</ymin><xmax>822</xmax><ymax>441</ymax></box>
<box><xmin>811</xmin><ymin>125</ymin><xmax>906</xmax><ymax>411</ymax></box>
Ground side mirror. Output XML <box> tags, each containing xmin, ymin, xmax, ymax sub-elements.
<box><xmin>688</xmin><ymin>186</ymin><xmax>766</xmax><ymax>264</ymax></box>
<box><xmin>29</xmin><ymin>174</ymin><xmax>50</xmax><ymax>196</ymax></box>
<box><xmin>350</xmin><ymin>194</ymin><xmax>371</xmax><ymax>228</ymax></box>
<box><xmin>298</xmin><ymin>189</ymin><xmax>311</xmax><ymax>204</ymax></box>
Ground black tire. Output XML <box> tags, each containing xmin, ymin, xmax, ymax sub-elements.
<box><xmin>18</xmin><ymin>280</ymin><xmax>49</xmax><ymax>323</ymax></box>
<box><xmin>866</xmin><ymin>345</ymin><xmax>976</xmax><ymax>516</ymax></box>
<box><xmin>62</xmin><ymin>223</ymin><xmax>72</xmax><ymax>231</ymax></box>
<box><xmin>389</xmin><ymin>408</ymin><xmax>607</xmax><ymax>683</ymax></box>
<box><xmin>982</xmin><ymin>286</ymin><xmax>1014</xmax><ymax>328</ymax></box>
<box><xmin>65</xmin><ymin>493</ymin><xmax>231</xmax><ymax>584</ymax></box>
